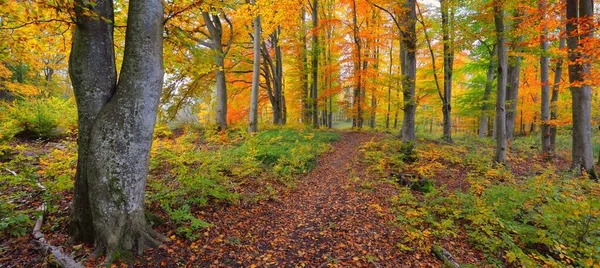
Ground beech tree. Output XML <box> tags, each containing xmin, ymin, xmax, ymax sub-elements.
<box><xmin>69</xmin><ymin>0</ymin><xmax>164</xmax><ymax>259</ymax></box>
<box><xmin>494</xmin><ymin>0</ymin><xmax>508</xmax><ymax>164</ymax></box>
<box><xmin>566</xmin><ymin>0</ymin><xmax>594</xmax><ymax>176</ymax></box>
<box><xmin>248</xmin><ymin>0</ymin><xmax>261</xmax><ymax>133</ymax></box>
<box><xmin>539</xmin><ymin>0</ymin><xmax>551</xmax><ymax>156</ymax></box>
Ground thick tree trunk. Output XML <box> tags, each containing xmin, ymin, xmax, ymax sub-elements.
<box><xmin>494</xmin><ymin>2</ymin><xmax>508</xmax><ymax>164</ymax></box>
<box><xmin>69</xmin><ymin>0</ymin><xmax>117</xmax><ymax>245</ymax></box>
<box><xmin>550</xmin><ymin>38</ymin><xmax>565</xmax><ymax>149</ymax></box>
<box><xmin>441</xmin><ymin>0</ymin><xmax>454</xmax><ymax>142</ymax></box>
<box><xmin>540</xmin><ymin>0</ymin><xmax>551</xmax><ymax>156</ymax></box>
<box><xmin>70</xmin><ymin>0</ymin><xmax>164</xmax><ymax>260</ymax></box>
<box><xmin>248</xmin><ymin>7</ymin><xmax>261</xmax><ymax>133</ymax></box>
<box><xmin>567</xmin><ymin>0</ymin><xmax>594</xmax><ymax>175</ymax></box>
<box><xmin>400</xmin><ymin>0</ymin><xmax>417</xmax><ymax>142</ymax></box>
<box><xmin>479</xmin><ymin>43</ymin><xmax>497</xmax><ymax>138</ymax></box>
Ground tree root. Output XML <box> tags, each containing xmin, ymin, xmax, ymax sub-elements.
<box><xmin>29</xmin><ymin>174</ymin><xmax>83</xmax><ymax>268</ymax></box>
<box><xmin>432</xmin><ymin>244</ymin><xmax>460</xmax><ymax>268</ymax></box>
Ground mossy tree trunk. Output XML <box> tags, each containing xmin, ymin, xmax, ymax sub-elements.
<box><xmin>69</xmin><ymin>0</ymin><xmax>164</xmax><ymax>261</ymax></box>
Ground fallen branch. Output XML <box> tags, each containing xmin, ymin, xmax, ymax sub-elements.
<box><xmin>29</xmin><ymin>173</ymin><xmax>83</xmax><ymax>268</ymax></box>
<box><xmin>432</xmin><ymin>244</ymin><xmax>460</xmax><ymax>268</ymax></box>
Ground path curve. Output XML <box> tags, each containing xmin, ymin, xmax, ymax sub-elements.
<box><xmin>185</xmin><ymin>131</ymin><xmax>416</xmax><ymax>267</ymax></box>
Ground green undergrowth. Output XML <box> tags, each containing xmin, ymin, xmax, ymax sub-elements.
<box><xmin>361</xmin><ymin>134</ymin><xmax>600</xmax><ymax>267</ymax></box>
<box><xmin>147</xmin><ymin>127</ymin><xmax>339</xmax><ymax>239</ymax></box>
<box><xmin>0</xmin><ymin>126</ymin><xmax>339</xmax><ymax>241</ymax></box>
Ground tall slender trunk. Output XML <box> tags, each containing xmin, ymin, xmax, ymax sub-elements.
<box><xmin>202</xmin><ymin>12</ymin><xmax>228</xmax><ymax>130</ymax></box>
<box><xmin>494</xmin><ymin>1</ymin><xmax>508</xmax><ymax>164</ymax></box>
<box><xmin>301</xmin><ymin>7</ymin><xmax>310</xmax><ymax>123</ymax></box>
<box><xmin>352</xmin><ymin>0</ymin><xmax>362</xmax><ymax>129</ymax></box>
<box><xmin>400</xmin><ymin>0</ymin><xmax>417</xmax><ymax>142</ymax></box>
<box><xmin>505</xmin><ymin>12</ymin><xmax>522</xmax><ymax>140</ymax></box>
<box><xmin>311</xmin><ymin>0</ymin><xmax>319</xmax><ymax>127</ymax></box>
<box><xmin>540</xmin><ymin>0</ymin><xmax>551</xmax><ymax>156</ymax></box>
<box><xmin>386</xmin><ymin>41</ymin><xmax>393</xmax><ymax>129</ymax></box>
<box><xmin>370</xmin><ymin>44</ymin><xmax>379</xmax><ymax>129</ymax></box>
<box><xmin>248</xmin><ymin>5</ymin><xmax>261</xmax><ymax>133</ymax></box>
<box><xmin>479</xmin><ymin>43</ymin><xmax>497</xmax><ymax>138</ymax></box>
<box><xmin>550</xmin><ymin>38</ymin><xmax>565</xmax><ymax>149</ymax></box>
<box><xmin>566</xmin><ymin>0</ymin><xmax>594</xmax><ymax>176</ymax></box>
<box><xmin>441</xmin><ymin>0</ymin><xmax>454</xmax><ymax>142</ymax></box>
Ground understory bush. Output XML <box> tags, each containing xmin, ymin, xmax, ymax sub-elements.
<box><xmin>147</xmin><ymin>128</ymin><xmax>339</xmax><ymax>239</ymax></box>
<box><xmin>362</xmin><ymin>136</ymin><xmax>600</xmax><ymax>267</ymax></box>
<box><xmin>1</xmin><ymin>97</ymin><xmax>77</xmax><ymax>140</ymax></box>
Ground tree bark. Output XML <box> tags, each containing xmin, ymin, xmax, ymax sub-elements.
<box><xmin>400</xmin><ymin>0</ymin><xmax>417</xmax><ymax>142</ymax></box>
<box><xmin>311</xmin><ymin>0</ymin><xmax>319</xmax><ymax>128</ymax></box>
<box><xmin>550</xmin><ymin>38</ymin><xmax>565</xmax><ymax>150</ymax></box>
<box><xmin>479</xmin><ymin>43</ymin><xmax>497</xmax><ymax>138</ymax></box>
<box><xmin>202</xmin><ymin>12</ymin><xmax>230</xmax><ymax>130</ymax></box>
<box><xmin>566</xmin><ymin>0</ymin><xmax>594</xmax><ymax>175</ymax></box>
<box><xmin>301</xmin><ymin>7</ymin><xmax>310</xmax><ymax>124</ymax></box>
<box><xmin>69</xmin><ymin>0</ymin><xmax>117</xmax><ymax>245</ymax></box>
<box><xmin>248</xmin><ymin>5</ymin><xmax>261</xmax><ymax>133</ymax></box>
<box><xmin>441</xmin><ymin>0</ymin><xmax>454</xmax><ymax>142</ymax></box>
<box><xmin>505</xmin><ymin>12</ymin><xmax>522</xmax><ymax>140</ymax></box>
<box><xmin>494</xmin><ymin>1</ymin><xmax>508</xmax><ymax>164</ymax></box>
<box><xmin>386</xmin><ymin>42</ymin><xmax>393</xmax><ymax>129</ymax></box>
<box><xmin>540</xmin><ymin>0</ymin><xmax>551</xmax><ymax>156</ymax></box>
<box><xmin>70</xmin><ymin>0</ymin><xmax>164</xmax><ymax>260</ymax></box>
<box><xmin>351</xmin><ymin>0</ymin><xmax>363</xmax><ymax>129</ymax></box>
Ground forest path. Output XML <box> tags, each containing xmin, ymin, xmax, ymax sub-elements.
<box><xmin>186</xmin><ymin>131</ymin><xmax>419</xmax><ymax>267</ymax></box>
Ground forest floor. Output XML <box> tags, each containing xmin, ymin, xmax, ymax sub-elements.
<box><xmin>106</xmin><ymin>132</ymin><xmax>482</xmax><ymax>267</ymax></box>
<box><xmin>4</xmin><ymin>129</ymin><xmax>597</xmax><ymax>267</ymax></box>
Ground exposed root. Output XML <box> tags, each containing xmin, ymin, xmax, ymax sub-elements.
<box><xmin>27</xmin><ymin>171</ymin><xmax>83</xmax><ymax>268</ymax></box>
<box><xmin>432</xmin><ymin>244</ymin><xmax>460</xmax><ymax>268</ymax></box>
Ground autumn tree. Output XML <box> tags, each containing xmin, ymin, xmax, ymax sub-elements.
<box><xmin>494</xmin><ymin>0</ymin><xmax>508</xmax><ymax>163</ymax></box>
<box><xmin>248</xmin><ymin>0</ymin><xmax>261</xmax><ymax>133</ymax></box>
<box><xmin>202</xmin><ymin>5</ymin><xmax>234</xmax><ymax>130</ymax></box>
<box><xmin>69</xmin><ymin>0</ymin><xmax>164</xmax><ymax>259</ymax></box>
<box><xmin>540</xmin><ymin>0</ymin><xmax>551</xmax><ymax>156</ymax></box>
<box><xmin>566</xmin><ymin>0</ymin><xmax>595</xmax><ymax>176</ymax></box>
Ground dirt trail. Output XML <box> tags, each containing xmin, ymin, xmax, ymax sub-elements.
<box><xmin>181</xmin><ymin>131</ymin><xmax>423</xmax><ymax>267</ymax></box>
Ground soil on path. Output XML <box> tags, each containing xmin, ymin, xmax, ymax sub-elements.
<box><xmin>175</xmin><ymin>131</ymin><xmax>438</xmax><ymax>267</ymax></box>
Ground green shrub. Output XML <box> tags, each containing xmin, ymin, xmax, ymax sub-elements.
<box><xmin>1</xmin><ymin>97</ymin><xmax>77</xmax><ymax>140</ymax></box>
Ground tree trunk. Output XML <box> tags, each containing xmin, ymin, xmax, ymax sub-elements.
<box><xmin>69</xmin><ymin>0</ymin><xmax>117</xmax><ymax>245</ymax></box>
<box><xmin>494</xmin><ymin>2</ymin><xmax>508</xmax><ymax>164</ymax></box>
<box><xmin>301</xmin><ymin>7</ymin><xmax>310</xmax><ymax>123</ymax></box>
<box><xmin>505</xmin><ymin>12</ymin><xmax>522</xmax><ymax>140</ymax></box>
<box><xmin>540</xmin><ymin>0</ymin><xmax>551</xmax><ymax>156</ymax></box>
<box><xmin>202</xmin><ymin>12</ymin><xmax>228</xmax><ymax>130</ymax></box>
<box><xmin>441</xmin><ymin>0</ymin><xmax>454</xmax><ymax>142</ymax></box>
<box><xmin>352</xmin><ymin>0</ymin><xmax>362</xmax><ymax>129</ymax></box>
<box><xmin>401</xmin><ymin>0</ymin><xmax>417</xmax><ymax>142</ymax></box>
<box><xmin>273</xmin><ymin>28</ymin><xmax>284</xmax><ymax>125</ymax></box>
<box><xmin>311</xmin><ymin>0</ymin><xmax>319</xmax><ymax>127</ymax></box>
<box><xmin>70</xmin><ymin>0</ymin><xmax>164</xmax><ymax>260</ymax></box>
<box><xmin>550</xmin><ymin>38</ymin><xmax>565</xmax><ymax>150</ymax></box>
<box><xmin>567</xmin><ymin>0</ymin><xmax>594</xmax><ymax>175</ymax></box>
<box><xmin>248</xmin><ymin>5</ymin><xmax>261</xmax><ymax>133</ymax></box>
<box><xmin>479</xmin><ymin>43</ymin><xmax>497</xmax><ymax>138</ymax></box>
<box><xmin>370</xmin><ymin>45</ymin><xmax>379</xmax><ymax>129</ymax></box>
<box><xmin>386</xmin><ymin>41</ymin><xmax>393</xmax><ymax>129</ymax></box>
